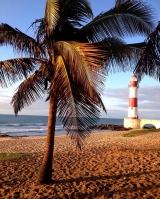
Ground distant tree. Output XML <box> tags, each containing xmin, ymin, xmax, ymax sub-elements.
<box><xmin>0</xmin><ymin>0</ymin><xmax>156</xmax><ymax>183</ymax></box>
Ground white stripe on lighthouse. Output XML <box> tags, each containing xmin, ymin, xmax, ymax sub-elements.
<box><xmin>129</xmin><ymin>88</ymin><xmax>137</xmax><ymax>98</ymax></box>
<box><xmin>128</xmin><ymin>107</ymin><xmax>138</xmax><ymax>118</ymax></box>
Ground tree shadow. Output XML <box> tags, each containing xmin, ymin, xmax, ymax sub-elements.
<box><xmin>50</xmin><ymin>169</ymin><xmax>160</xmax><ymax>198</ymax></box>
<box><xmin>52</xmin><ymin>169</ymin><xmax>160</xmax><ymax>184</ymax></box>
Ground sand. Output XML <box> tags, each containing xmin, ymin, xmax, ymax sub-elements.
<box><xmin>0</xmin><ymin>131</ymin><xmax>159</xmax><ymax>199</ymax></box>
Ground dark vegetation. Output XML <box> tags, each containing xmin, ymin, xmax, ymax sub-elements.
<box><xmin>122</xmin><ymin>128</ymin><xmax>160</xmax><ymax>137</ymax></box>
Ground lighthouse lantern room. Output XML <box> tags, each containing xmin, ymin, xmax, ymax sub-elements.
<box><xmin>128</xmin><ymin>74</ymin><xmax>138</xmax><ymax>119</ymax></box>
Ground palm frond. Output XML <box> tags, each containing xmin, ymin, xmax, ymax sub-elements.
<box><xmin>29</xmin><ymin>18</ymin><xmax>46</xmax><ymax>44</ymax></box>
<box><xmin>50</xmin><ymin>55</ymin><xmax>105</xmax><ymax>149</ymax></box>
<box><xmin>75</xmin><ymin>0</ymin><xmax>156</xmax><ymax>42</ymax></box>
<box><xmin>0</xmin><ymin>58</ymin><xmax>40</xmax><ymax>88</ymax></box>
<box><xmin>54</xmin><ymin>41</ymin><xmax>107</xmax><ymax>98</ymax></box>
<box><xmin>11</xmin><ymin>72</ymin><xmax>46</xmax><ymax>115</ymax></box>
<box><xmin>45</xmin><ymin>0</ymin><xmax>60</xmax><ymax>37</ymax></box>
<box><xmin>100</xmin><ymin>37</ymin><xmax>143</xmax><ymax>73</ymax></box>
<box><xmin>74</xmin><ymin>42</ymin><xmax>108</xmax><ymax>96</ymax></box>
<box><xmin>60</xmin><ymin>0</ymin><xmax>93</xmax><ymax>25</ymax></box>
<box><xmin>0</xmin><ymin>23</ymin><xmax>46</xmax><ymax>57</ymax></box>
<box><xmin>134</xmin><ymin>22</ymin><xmax>160</xmax><ymax>81</ymax></box>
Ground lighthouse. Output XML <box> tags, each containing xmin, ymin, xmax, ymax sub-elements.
<box><xmin>124</xmin><ymin>74</ymin><xmax>140</xmax><ymax>129</ymax></box>
<box><xmin>124</xmin><ymin>74</ymin><xmax>160</xmax><ymax>129</ymax></box>
<box><xmin>128</xmin><ymin>74</ymin><xmax>138</xmax><ymax>119</ymax></box>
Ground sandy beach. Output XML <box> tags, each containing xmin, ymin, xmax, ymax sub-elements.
<box><xmin>0</xmin><ymin>131</ymin><xmax>160</xmax><ymax>199</ymax></box>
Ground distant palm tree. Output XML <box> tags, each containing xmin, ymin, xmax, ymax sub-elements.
<box><xmin>0</xmin><ymin>0</ymin><xmax>156</xmax><ymax>183</ymax></box>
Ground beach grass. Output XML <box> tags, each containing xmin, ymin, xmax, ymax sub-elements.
<box><xmin>0</xmin><ymin>152</ymin><xmax>25</xmax><ymax>161</ymax></box>
<box><xmin>122</xmin><ymin>128</ymin><xmax>160</xmax><ymax>137</ymax></box>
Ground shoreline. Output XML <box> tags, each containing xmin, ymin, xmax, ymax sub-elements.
<box><xmin>0</xmin><ymin>129</ymin><xmax>112</xmax><ymax>141</ymax></box>
<box><xmin>0</xmin><ymin>131</ymin><xmax>159</xmax><ymax>198</ymax></box>
<box><xmin>0</xmin><ymin>130</ymin><xmax>159</xmax><ymax>152</ymax></box>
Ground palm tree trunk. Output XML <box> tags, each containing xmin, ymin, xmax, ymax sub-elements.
<box><xmin>37</xmin><ymin>96</ymin><xmax>57</xmax><ymax>184</ymax></box>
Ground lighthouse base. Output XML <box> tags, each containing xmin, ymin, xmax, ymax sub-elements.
<box><xmin>124</xmin><ymin>118</ymin><xmax>140</xmax><ymax>129</ymax></box>
<box><xmin>124</xmin><ymin>118</ymin><xmax>160</xmax><ymax>129</ymax></box>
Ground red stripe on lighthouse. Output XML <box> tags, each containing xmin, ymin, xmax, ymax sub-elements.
<box><xmin>129</xmin><ymin>81</ymin><xmax>137</xmax><ymax>87</ymax></box>
<box><xmin>129</xmin><ymin>98</ymin><xmax>137</xmax><ymax>107</ymax></box>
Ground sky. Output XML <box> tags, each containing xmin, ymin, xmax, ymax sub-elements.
<box><xmin>0</xmin><ymin>0</ymin><xmax>160</xmax><ymax>119</ymax></box>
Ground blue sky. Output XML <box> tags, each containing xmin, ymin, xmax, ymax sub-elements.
<box><xmin>0</xmin><ymin>0</ymin><xmax>160</xmax><ymax>119</ymax></box>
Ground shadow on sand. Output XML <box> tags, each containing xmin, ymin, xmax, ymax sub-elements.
<box><xmin>50</xmin><ymin>169</ymin><xmax>160</xmax><ymax>198</ymax></box>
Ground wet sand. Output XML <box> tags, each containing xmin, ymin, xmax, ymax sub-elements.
<box><xmin>0</xmin><ymin>131</ymin><xmax>160</xmax><ymax>198</ymax></box>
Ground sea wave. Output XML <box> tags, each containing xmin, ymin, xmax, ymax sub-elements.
<box><xmin>0</xmin><ymin>115</ymin><xmax>123</xmax><ymax>137</ymax></box>
<box><xmin>1</xmin><ymin>123</ymin><xmax>47</xmax><ymax>127</ymax></box>
<box><xmin>0</xmin><ymin>128</ymin><xmax>66</xmax><ymax>136</ymax></box>
<box><xmin>0</xmin><ymin>123</ymin><xmax>64</xmax><ymax>136</ymax></box>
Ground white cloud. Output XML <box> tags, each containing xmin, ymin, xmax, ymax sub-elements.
<box><xmin>102</xmin><ymin>85</ymin><xmax>160</xmax><ymax>119</ymax></box>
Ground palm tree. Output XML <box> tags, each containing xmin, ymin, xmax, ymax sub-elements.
<box><xmin>0</xmin><ymin>0</ymin><xmax>156</xmax><ymax>183</ymax></box>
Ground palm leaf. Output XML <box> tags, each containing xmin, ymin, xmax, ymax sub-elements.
<box><xmin>29</xmin><ymin>18</ymin><xmax>46</xmax><ymax>44</ymax></box>
<box><xmin>50</xmin><ymin>55</ymin><xmax>105</xmax><ymax>149</ymax></box>
<box><xmin>0</xmin><ymin>58</ymin><xmax>40</xmax><ymax>88</ymax></box>
<box><xmin>100</xmin><ymin>37</ymin><xmax>143</xmax><ymax>73</ymax></box>
<box><xmin>11</xmin><ymin>72</ymin><xmax>46</xmax><ymax>115</ymax></box>
<box><xmin>0</xmin><ymin>23</ymin><xmax>46</xmax><ymax>57</ymax></box>
<box><xmin>134</xmin><ymin>22</ymin><xmax>160</xmax><ymax>81</ymax></box>
<box><xmin>75</xmin><ymin>0</ymin><xmax>156</xmax><ymax>42</ymax></box>
<box><xmin>135</xmin><ymin>53</ymin><xmax>160</xmax><ymax>82</ymax></box>
<box><xmin>60</xmin><ymin>0</ymin><xmax>93</xmax><ymax>25</ymax></box>
<box><xmin>45</xmin><ymin>0</ymin><xmax>60</xmax><ymax>37</ymax></box>
<box><xmin>54</xmin><ymin>41</ymin><xmax>107</xmax><ymax>98</ymax></box>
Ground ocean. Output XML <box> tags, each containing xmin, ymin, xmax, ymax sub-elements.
<box><xmin>0</xmin><ymin>114</ymin><xmax>123</xmax><ymax>137</ymax></box>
